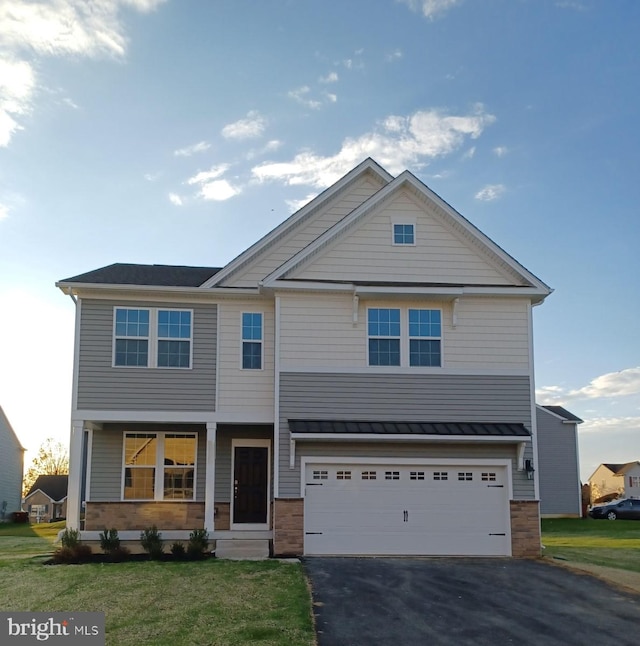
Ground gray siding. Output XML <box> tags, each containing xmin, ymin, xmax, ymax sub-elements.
<box><xmin>0</xmin><ymin>408</ymin><xmax>24</xmax><ymax>515</ymax></box>
<box><xmin>279</xmin><ymin>372</ymin><xmax>535</xmax><ymax>499</ymax></box>
<box><xmin>89</xmin><ymin>427</ymin><xmax>207</xmax><ymax>501</ymax></box>
<box><xmin>77</xmin><ymin>299</ymin><xmax>217</xmax><ymax>411</ymax></box>
<box><xmin>536</xmin><ymin>407</ymin><xmax>581</xmax><ymax>516</ymax></box>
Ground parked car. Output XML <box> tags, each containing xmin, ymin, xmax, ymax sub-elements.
<box><xmin>589</xmin><ymin>498</ymin><xmax>640</xmax><ymax>520</ymax></box>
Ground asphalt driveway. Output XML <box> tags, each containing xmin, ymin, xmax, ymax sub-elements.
<box><xmin>304</xmin><ymin>558</ymin><xmax>640</xmax><ymax>646</ymax></box>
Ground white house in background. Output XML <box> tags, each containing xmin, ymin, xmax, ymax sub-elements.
<box><xmin>536</xmin><ymin>405</ymin><xmax>583</xmax><ymax>517</ymax></box>
<box><xmin>0</xmin><ymin>406</ymin><xmax>25</xmax><ymax>520</ymax></box>
<box><xmin>588</xmin><ymin>462</ymin><xmax>640</xmax><ymax>503</ymax></box>
<box><xmin>57</xmin><ymin>158</ymin><xmax>555</xmax><ymax>558</ymax></box>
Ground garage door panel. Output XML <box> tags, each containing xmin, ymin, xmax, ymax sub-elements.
<box><xmin>304</xmin><ymin>463</ymin><xmax>511</xmax><ymax>556</ymax></box>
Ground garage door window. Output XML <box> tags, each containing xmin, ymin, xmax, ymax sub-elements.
<box><xmin>362</xmin><ymin>471</ymin><xmax>377</xmax><ymax>480</ymax></box>
<box><xmin>312</xmin><ymin>470</ymin><xmax>328</xmax><ymax>480</ymax></box>
<box><xmin>434</xmin><ymin>471</ymin><xmax>448</xmax><ymax>480</ymax></box>
<box><xmin>410</xmin><ymin>471</ymin><xmax>425</xmax><ymax>480</ymax></box>
<box><xmin>385</xmin><ymin>471</ymin><xmax>400</xmax><ymax>480</ymax></box>
<box><xmin>458</xmin><ymin>472</ymin><xmax>473</xmax><ymax>481</ymax></box>
<box><xmin>482</xmin><ymin>472</ymin><xmax>497</xmax><ymax>481</ymax></box>
<box><xmin>337</xmin><ymin>470</ymin><xmax>352</xmax><ymax>480</ymax></box>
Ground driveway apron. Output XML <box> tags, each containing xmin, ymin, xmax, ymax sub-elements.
<box><xmin>304</xmin><ymin>557</ymin><xmax>640</xmax><ymax>646</ymax></box>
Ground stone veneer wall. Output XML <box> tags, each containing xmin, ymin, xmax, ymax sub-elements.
<box><xmin>273</xmin><ymin>498</ymin><xmax>304</xmax><ymax>556</ymax></box>
<box><xmin>84</xmin><ymin>502</ymin><xmax>205</xmax><ymax>531</ymax></box>
<box><xmin>510</xmin><ymin>500</ymin><xmax>541</xmax><ymax>558</ymax></box>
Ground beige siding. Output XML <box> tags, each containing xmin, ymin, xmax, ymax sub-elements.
<box><xmin>289</xmin><ymin>189</ymin><xmax>517</xmax><ymax>285</ymax></box>
<box><xmin>224</xmin><ymin>174</ymin><xmax>386</xmax><ymax>287</ymax></box>
<box><xmin>279</xmin><ymin>294</ymin><xmax>530</xmax><ymax>372</ymax></box>
<box><xmin>217</xmin><ymin>301</ymin><xmax>274</xmax><ymax>416</ymax></box>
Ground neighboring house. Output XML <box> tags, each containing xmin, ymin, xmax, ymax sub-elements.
<box><xmin>23</xmin><ymin>475</ymin><xmax>68</xmax><ymax>523</ymax></box>
<box><xmin>0</xmin><ymin>406</ymin><xmax>25</xmax><ymax>520</ymax></box>
<box><xmin>589</xmin><ymin>462</ymin><xmax>640</xmax><ymax>503</ymax></box>
<box><xmin>57</xmin><ymin>158</ymin><xmax>554</xmax><ymax>558</ymax></box>
<box><xmin>536</xmin><ymin>405</ymin><xmax>583</xmax><ymax>517</ymax></box>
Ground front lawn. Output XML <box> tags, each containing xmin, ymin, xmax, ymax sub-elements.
<box><xmin>0</xmin><ymin>523</ymin><xmax>315</xmax><ymax>646</ymax></box>
<box><xmin>541</xmin><ymin>518</ymin><xmax>640</xmax><ymax>573</ymax></box>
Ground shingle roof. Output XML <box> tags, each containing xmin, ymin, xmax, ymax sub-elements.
<box><xmin>288</xmin><ymin>420</ymin><xmax>530</xmax><ymax>437</ymax></box>
<box><xmin>25</xmin><ymin>475</ymin><xmax>68</xmax><ymax>501</ymax></box>
<box><xmin>541</xmin><ymin>405</ymin><xmax>583</xmax><ymax>423</ymax></box>
<box><xmin>603</xmin><ymin>463</ymin><xmax>627</xmax><ymax>474</ymax></box>
<box><xmin>59</xmin><ymin>263</ymin><xmax>221</xmax><ymax>287</ymax></box>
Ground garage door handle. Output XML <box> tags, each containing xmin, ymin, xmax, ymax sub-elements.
<box><xmin>403</xmin><ymin>510</ymin><xmax>408</xmax><ymax>522</ymax></box>
<box><xmin>489</xmin><ymin>533</ymin><xmax>506</xmax><ymax>536</ymax></box>
<box><xmin>487</xmin><ymin>485</ymin><xmax>504</xmax><ymax>488</ymax></box>
<box><xmin>305</xmin><ymin>532</ymin><xmax>323</xmax><ymax>535</ymax></box>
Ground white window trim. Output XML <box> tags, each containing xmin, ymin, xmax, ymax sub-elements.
<box><xmin>112</xmin><ymin>306</ymin><xmax>193</xmax><ymax>369</ymax></box>
<box><xmin>367</xmin><ymin>306</ymin><xmax>443</xmax><ymax>368</ymax></box>
<box><xmin>121</xmin><ymin>431</ymin><xmax>198</xmax><ymax>502</ymax></box>
<box><xmin>391</xmin><ymin>216</ymin><xmax>417</xmax><ymax>246</ymax></box>
<box><xmin>230</xmin><ymin>438</ymin><xmax>271</xmax><ymax>530</ymax></box>
<box><xmin>240</xmin><ymin>311</ymin><xmax>264</xmax><ymax>371</ymax></box>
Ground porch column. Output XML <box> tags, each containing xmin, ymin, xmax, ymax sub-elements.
<box><xmin>204</xmin><ymin>422</ymin><xmax>217</xmax><ymax>534</ymax></box>
<box><xmin>66</xmin><ymin>421</ymin><xmax>85</xmax><ymax>531</ymax></box>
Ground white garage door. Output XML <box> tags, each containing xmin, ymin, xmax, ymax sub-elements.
<box><xmin>304</xmin><ymin>463</ymin><xmax>511</xmax><ymax>556</ymax></box>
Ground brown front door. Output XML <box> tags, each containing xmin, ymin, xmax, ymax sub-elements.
<box><xmin>233</xmin><ymin>446</ymin><xmax>268</xmax><ymax>524</ymax></box>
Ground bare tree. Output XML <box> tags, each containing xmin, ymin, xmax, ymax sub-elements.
<box><xmin>22</xmin><ymin>438</ymin><xmax>69</xmax><ymax>497</ymax></box>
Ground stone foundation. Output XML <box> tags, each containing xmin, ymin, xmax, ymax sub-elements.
<box><xmin>510</xmin><ymin>500</ymin><xmax>541</xmax><ymax>558</ymax></box>
<box><xmin>214</xmin><ymin>502</ymin><xmax>230</xmax><ymax>530</ymax></box>
<box><xmin>273</xmin><ymin>498</ymin><xmax>304</xmax><ymax>556</ymax></box>
<box><xmin>84</xmin><ymin>501</ymin><xmax>205</xmax><ymax>531</ymax></box>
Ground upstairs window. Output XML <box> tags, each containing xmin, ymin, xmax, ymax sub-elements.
<box><xmin>409</xmin><ymin>309</ymin><xmax>441</xmax><ymax>367</ymax></box>
<box><xmin>242</xmin><ymin>312</ymin><xmax>263</xmax><ymax>369</ymax></box>
<box><xmin>115</xmin><ymin>309</ymin><xmax>150</xmax><ymax>366</ymax></box>
<box><xmin>114</xmin><ymin>308</ymin><xmax>192</xmax><ymax>368</ymax></box>
<box><xmin>368</xmin><ymin>308</ymin><xmax>401</xmax><ymax>366</ymax></box>
<box><xmin>393</xmin><ymin>223</ymin><xmax>415</xmax><ymax>245</ymax></box>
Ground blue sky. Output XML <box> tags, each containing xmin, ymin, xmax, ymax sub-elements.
<box><xmin>1</xmin><ymin>0</ymin><xmax>638</xmax><ymax>482</ymax></box>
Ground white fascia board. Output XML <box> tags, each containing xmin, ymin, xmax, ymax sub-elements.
<box><xmin>57</xmin><ymin>282</ymin><xmax>259</xmax><ymax>300</ymax></box>
<box><xmin>291</xmin><ymin>433</ymin><xmax>530</xmax><ymax>443</ymax></box>
<box><xmin>203</xmin><ymin>159</ymin><xmax>394</xmax><ymax>288</ymax></box>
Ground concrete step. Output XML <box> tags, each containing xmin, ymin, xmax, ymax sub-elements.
<box><xmin>215</xmin><ymin>539</ymin><xmax>270</xmax><ymax>560</ymax></box>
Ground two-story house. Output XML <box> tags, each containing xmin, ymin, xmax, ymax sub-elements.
<box><xmin>57</xmin><ymin>158</ymin><xmax>551</xmax><ymax>557</ymax></box>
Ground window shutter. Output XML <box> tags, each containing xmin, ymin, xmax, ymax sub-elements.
<box><xmin>631</xmin><ymin>476</ymin><xmax>634</xmax><ymax>488</ymax></box>
<box><xmin>44</xmin><ymin>504</ymin><xmax>49</xmax><ymax>513</ymax></box>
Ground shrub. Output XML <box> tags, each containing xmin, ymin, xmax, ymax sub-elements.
<box><xmin>140</xmin><ymin>525</ymin><xmax>164</xmax><ymax>559</ymax></box>
<box><xmin>187</xmin><ymin>528</ymin><xmax>209</xmax><ymax>559</ymax></box>
<box><xmin>171</xmin><ymin>542</ymin><xmax>186</xmax><ymax>558</ymax></box>
<box><xmin>109</xmin><ymin>545</ymin><xmax>130</xmax><ymax>562</ymax></box>
<box><xmin>99</xmin><ymin>528</ymin><xmax>121</xmax><ymax>555</ymax></box>
<box><xmin>60</xmin><ymin>528</ymin><xmax>80</xmax><ymax>549</ymax></box>
<box><xmin>52</xmin><ymin>543</ymin><xmax>92</xmax><ymax>564</ymax></box>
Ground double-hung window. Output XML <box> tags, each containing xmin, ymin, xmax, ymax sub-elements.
<box><xmin>242</xmin><ymin>312</ymin><xmax>263</xmax><ymax>369</ymax></box>
<box><xmin>114</xmin><ymin>307</ymin><xmax>192</xmax><ymax>368</ymax></box>
<box><xmin>409</xmin><ymin>309</ymin><xmax>441</xmax><ymax>366</ymax></box>
<box><xmin>123</xmin><ymin>432</ymin><xmax>196</xmax><ymax>500</ymax></box>
<box><xmin>367</xmin><ymin>307</ymin><xmax>442</xmax><ymax>367</ymax></box>
<box><xmin>368</xmin><ymin>308</ymin><xmax>401</xmax><ymax>366</ymax></box>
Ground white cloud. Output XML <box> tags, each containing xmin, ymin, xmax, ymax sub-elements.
<box><xmin>199</xmin><ymin>180</ymin><xmax>240</xmax><ymax>201</ymax></box>
<box><xmin>475</xmin><ymin>184</ymin><xmax>506</xmax><ymax>201</ymax></box>
<box><xmin>174</xmin><ymin>141</ymin><xmax>211</xmax><ymax>157</ymax></box>
<box><xmin>493</xmin><ymin>146</ymin><xmax>509</xmax><ymax>157</ymax></box>
<box><xmin>286</xmin><ymin>193</ymin><xmax>318</xmax><ymax>213</ymax></box>
<box><xmin>537</xmin><ymin>367</ymin><xmax>640</xmax><ymax>405</ymax></box>
<box><xmin>462</xmin><ymin>146</ymin><xmax>476</xmax><ymax>159</ymax></box>
<box><xmin>221</xmin><ymin>110</ymin><xmax>266</xmax><ymax>140</ymax></box>
<box><xmin>246</xmin><ymin>139</ymin><xmax>283</xmax><ymax>161</ymax></box>
<box><xmin>187</xmin><ymin>164</ymin><xmax>229</xmax><ymax>186</ymax></box>
<box><xmin>0</xmin><ymin>0</ymin><xmax>165</xmax><ymax>146</ymax></box>
<box><xmin>288</xmin><ymin>86</ymin><xmax>322</xmax><ymax>110</ymax></box>
<box><xmin>398</xmin><ymin>0</ymin><xmax>462</xmax><ymax>20</ymax></box>
<box><xmin>168</xmin><ymin>192</ymin><xmax>183</xmax><ymax>206</ymax></box>
<box><xmin>253</xmin><ymin>105</ymin><xmax>496</xmax><ymax>188</ymax></box>
<box><xmin>186</xmin><ymin>164</ymin><xmax>240</xmax><ymax>201</ymax></box>
<box><xmin>386</xmin><ymin>49</ymin><xmax>403</xmax><ymax>62</ymax></box>
<box><xmin>0</xmin><ymin>203</ymin><xmax>8</xmax><ymax>220</ymax></box>
<box><xmin>319</xmin><ymin>72</ymin><xmax>338</xmax><ymax>83</ymax></box>
<box><xmin>579</xmin><ymin>416</ymin><xmax>640</xmax><ymax>435</ymax></box>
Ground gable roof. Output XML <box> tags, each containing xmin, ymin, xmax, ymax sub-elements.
<box><xmin>203</xmin><ymin>158</ymin><xmax>394</xmax><ymax>288</ymax></box>
<box><xmin>260</xmin><ymin>168</ymin><xmax>552</xmax><ymax>300</ymax></box>
<box><xmin>0</xmin><ymin>406</ymin><xmax>25</xmax><ymax>452</ymax></box>
<box><xmin>25</xmin><ymin>475</ymin><xmax>68</xmax><ymax>501</ymax></box>
<box><xmin>58</xmin><ymin>264</ymin><xmax>221</xmax><ymax>288</ymax></box>
<box><xmin>539</xmin><ymin>405</ymin><xmax>584</xmax><ymax>423</ymax></box>
<box><xmin>614</xmin><ymin>461</ymin><xmax>640</xmax><ymax>476</ymax></box>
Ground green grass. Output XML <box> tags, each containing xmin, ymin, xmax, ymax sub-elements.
<box><xmin>541</xmin><ymin>518</ymin><xmax>640</xmax><ymax>573</ymax></box>
<box><xmin>0</xmin><ymin>524</ymin><xmax>315</xmax><ymax>646</ymax></box>
<box><xmin>0</xmin><ymin>521</ymin><xmax>64</xmax><ymax>559</ymax></box>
